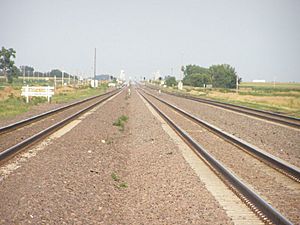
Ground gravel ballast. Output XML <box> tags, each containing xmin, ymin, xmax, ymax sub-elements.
<box><xmin>0</xmin><ymin>88</ymin><xmax>234</xmax><ymax>224</ymax></box>
<box><xmin>145</xmin><ymin>93</ymin><xmax>300</xmax><ymax>224</ymax></box>
<box><xmin>144</xmin><ymin>87</ymin><xmax>300</xmax><ymax>167</ymax></box>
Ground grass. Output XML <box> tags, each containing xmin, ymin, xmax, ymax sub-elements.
<box><xmin>111</xmin><ymin>172</ymin><xmax>120</xmax><ymax>182</ymax></box>
<box><xmin>113</xmin><ymin>115</ymin><xmax>129</xmax><ymax>131</ymax></box>
<box><xmin>0</xmin><ymin>94</ymin><xmax>48</xmax><ymax>119</ymax></box>
<box><xmin>148</xmin><ymin>82</ymin><xmax>300</xmax><ymax>118</ymax></box>
<box><xmin>51</xmin><ymin>85</ymin><xmax>107</xmax><ymax>103</ymax></box>
<box><xmin>0</xmin><ymin>84</ymin><xmax>108</xmax><ymax>120</ymax></box>
<box><xmin>111</xmin><ymin>172</ymin><xmax>128</xmax><ymax>189</ymax></box>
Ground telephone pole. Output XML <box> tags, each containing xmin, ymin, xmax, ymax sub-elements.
<box><xmin>94</xmin><ymin>48</ymin><xmax>96</xmax><ymax>88</ymax></box>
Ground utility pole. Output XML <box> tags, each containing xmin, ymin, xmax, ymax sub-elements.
<box><xmin>236</xmin><ymin>75</ymin><xmax>239</xmax><ymax>93</ymax></box>
<box><xmin>23</xmin><ymin>66</ymin><xmax>25</xmax><ymax>83</ymax></box>
<box><xmin>94</xmin><ymin>48</ymin><xmax>96</xmax><ymax>88</ymax></box>
<box><xmin>62</xmin><ymin>71</ymin><xmax>64</xmax><ymax>86</ymax></box>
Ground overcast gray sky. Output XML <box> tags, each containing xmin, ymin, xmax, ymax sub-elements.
<box><xmin>1</xmin><ymin>0</ymin><xmax>300</xmax><ymax>81</ymax></box>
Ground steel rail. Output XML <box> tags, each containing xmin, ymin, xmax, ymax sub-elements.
<box><xmin>138</xmin><ymin>90</ymin><xmax>293</xmax><ymax>225</ymax></box>
<box><xmin>142</xmin><ymin>89</ymin><xmax>300</xmax><ymax>182</ymax></box>
<box><xmin>0</xmin><ymin>89</ymin><xmax>121</xmax><ymax>162</ymax></box>
<box><xmin>0</xmin><ymin>88</ymin><xmax>120</xmax><ymax>135</ymax></box>
<box><xmin>145</xmin><ymin>84</ymin><xmax>300</xmax><ymax>129</ymax></box>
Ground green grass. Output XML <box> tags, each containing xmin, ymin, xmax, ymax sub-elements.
<box><xmin>0</xmin><ymin>95</ymin><xmax>48</xmax><ymax>119</ymax></box>
<box><xmin>113</xmin><ymin>115</ymin><xmax>129</xmax><ymax>131</ymax></box>
<box><xmin>51</xmin><ymin>85</ymin><xmax>107</xmax><ymax>103</ymax></box>
<box><xmin>0</xmin><ymin>97</ymin><xmax>29</xmax><ymax>119</ymax></box>
<box><xmin>111</xmin><ymin>172</ymin><xmax>120</xmax><ymax>182</ymax></box>
<box><xmin>111</xmin><ymin>172</ymin><xmax>128</xmax><ymax>189</ymax></box>
<box><xmin>0</xmin><ymin>84</ymin><xmax>108</xmax><ymax>120</ymax></box>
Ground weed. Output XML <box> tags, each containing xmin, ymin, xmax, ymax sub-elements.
<box><xmin>31</xmin><ymin>97</ymin><xmax>47</xmax><ymax>105</ymax></box>
<box><xmin>111</xmin><ymin>172</ymin><xmax>128</xmax><ymax>189</ymax></box>
<box><xmin>113</xmin><ymin>115</ymin><xmax>129</xmax><ymax>131</ymax></box>
<box><xmin>119</xmin><ymin>182</ymin><xmax>128</xmax><ymax>188</ymax></box>
<box><xmin>111</xmin><ymin>172</ymin><xmax>120</xmax><ymax>182</ymax></box>
<box><xmin>106</xmin><ymin>138</ymin><xmax>113</xmax><ymax>145</ymax></box>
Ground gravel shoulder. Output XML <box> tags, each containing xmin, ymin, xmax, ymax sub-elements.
<box><xmin>145</xmin><ymin>88</ymin><xmax>300</xmax><ymax>167</ymax></box>
<box><xmin>0</xmin><ymin>87</ymin><xmax>234</xmax><ymax>224</ymax></box>
<box><xmin>0</xmin><ymin>91</ymin><xmax>129</xmax><ymax>224</ymax></box>
<box><xmin>122</xmin><ymin>88</ymin><xmax>232</xmax><ymax>224</ymax></box>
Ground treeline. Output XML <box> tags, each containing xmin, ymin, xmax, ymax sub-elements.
<box><xmin>182</xmin><ymin>64</ymin><xmax>241</xmax><ymax>88</ymax></box>
<box><xmin>0</xmin><ymin>47</ymin><xmax>76</xmax><ymax>83</ymax></box>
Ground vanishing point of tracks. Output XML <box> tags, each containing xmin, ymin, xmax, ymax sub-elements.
<box><xmin>0</xmin><ymin>88</ymin><xmax>121</xmax><ymax>162</ymax></box>
<box><xmin>138</xmin><ymin>88</ymin><xmax>300</xmax><ymax>225</ymax></box>
<box><xmin>146</xmin><ymin>85</ymin><xmax>300</xmax><ymax>129</ymax></box>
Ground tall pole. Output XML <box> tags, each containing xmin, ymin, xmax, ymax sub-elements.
<box><xmin>94</xmin><ymin>48</ymin><xmax>96</xmax><ymax>88</ymax></box>
<box><xmin>236</xmin><ymin>75</ymin><xmax>239</xmax><ymax>93</ymax></box>
<box><xmin>23</xmin><ymin>66</ymin><xmax>25</xmax><ymax>83</ymax></box>
<box><xmin>62</xmin><ymin>71</ymin><xmax>64</xmax><ymax>86</ymax></box>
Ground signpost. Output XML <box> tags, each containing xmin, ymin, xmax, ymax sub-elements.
<box><xmin>21</xmin><ymin>85</ymin><xmax>54</xmax><ymax>103</ymax></box>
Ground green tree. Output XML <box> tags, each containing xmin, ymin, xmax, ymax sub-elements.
<box><xmin>183</xmin><ymin>64</ymin><xmax>209</xmax><ymax>77</ymax></box>
<box><xmin>0</xmin><ymin>47</ymin><xmax>16</xmax><ymax>82</ymax></box>
<box><xmin>183</xmin><ymin>73</ymin><xmax>212</xmax><ymax>87</ymax></box>
<box><xmin>209</xmin><ymin>64</ymin><xmax>238</xmax><ymax>88</ymax></box>
<box><xmin>20</xmin><ymin>65</ymin><xmax>34</xmax><ymax>75</ymax></box>
<box><xmin>50</xmin><ymin>69</ymin><xmax>63</xmax><ymax>77</ymax></box>
<box><xmin>165</xmin><ymin>76</ymin><xmax>177</xmax><ymax>87</ymax></box>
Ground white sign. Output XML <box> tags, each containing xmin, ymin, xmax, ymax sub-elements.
<box><xmin>178</xmin><ymin>81</ymin><xmax>183</xmax><ymax>90</ymax></box>
<box><xmin>90</xmin><ymin>80</ymin><xmax>98</xmax><ymax>88</ymax></box>
<box><xmin>108</xmin><ymin>83</ymin><xmax>116</xmax><ymax>87</ymax></box>
<box><xmin>21</xmin><ymin>85</ymin><xmax>54</xmax><ymax>103</ymax></box>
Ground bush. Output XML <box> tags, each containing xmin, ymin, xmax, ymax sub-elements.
<box><xmin>183</xmin><ymin>73</ymin><xmax>212</xmax><ymax>87</ymax></box>
<box><xmin>165</xmin><ymin>76</ymin><xmax>177</xmax><ymax>87</ymax></box>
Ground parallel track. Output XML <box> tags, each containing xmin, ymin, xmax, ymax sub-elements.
<box><xmin>138</xmin><ymin>89</ymin><xmax>296</xmax><ymax>225</ymax></box>
<box><xmin>0</xmin><ymin>88</ymin><xmax>122</xmax><ymax>162</ymax></box>
<box><xmin>0</xmin><ymin>88</ymin><xmax>120</xmax><ymax>135</ymax></box>
<box><xmin>141</xmin><ymin>89</ymin><xmax>300</xmax><ymax>182</ymax></box>
<box><xmin>145</xmin><ymin>84</ymin><xmax>300</xmax><ymax>129</ymax></box>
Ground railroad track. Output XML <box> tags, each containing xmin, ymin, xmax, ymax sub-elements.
<box><xmin>145</xmin><ymin>84</ymin><xmax>300</xmax><ymax>129</ymax></box>
<box><xmin>138</xmin><ymin>88</ymin><xmax>299</xmax><ymax>225</ymax></box>
<box><xmin>0</xmin><ymin>88</ymin><xmax>122</xmax><ymax>162</ymax></box>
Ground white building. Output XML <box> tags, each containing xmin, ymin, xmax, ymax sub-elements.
<box><xmin>154</xmin><ymin>70</ymin><xmax>161</xmax><ymax>80</ymax></box>
<box><xmin>252</xmin><ymin>80</ymin><xmax>266</xmax><ymax>83</ymax></box>
<box><xmin>119</xmin><ymin>70</ymin><xmax>125</xmax><ymax>81</ymax></box>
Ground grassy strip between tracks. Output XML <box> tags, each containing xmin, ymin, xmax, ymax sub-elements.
<box><xmin>0</xmin><ymin>84</ymin><xmax>108</xmax><ymax>120</ymax></box>
<box><xmin>148</xmin><ymin>82</ymin><xmax>300</xmax><ymax>118</ymax></box>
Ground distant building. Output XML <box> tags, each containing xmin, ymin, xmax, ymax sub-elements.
<box><xmin>95</xmin><ymin>74</ymin><xmax>111</xmax><ymax>83</ymax></box>
<box><xmin>119</xmin><ymin>70</ymin><xmax>125</xmax><ymax>81</ymax></box>
<box><xmin>252</xmin><ymin>80</ymin><xmax>266</xmax><ymax>83</ymax></box>
<box><xmin>154</xmin><ymin>70</ymin><xmax>161</xmax><ymax>80</ymax></box>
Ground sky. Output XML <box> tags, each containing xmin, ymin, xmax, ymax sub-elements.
<box><xmin>1</xmin><ymin>0</ymin><xmax>300</xmax><ymax>82</ymax></box>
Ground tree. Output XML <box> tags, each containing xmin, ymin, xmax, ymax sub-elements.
<box><xmin>20</xmin><ymin>65</ymin><xmax>35</xmax><ymax>79</ymax></box>
<box><xmin>209</xmin><ymin>64</ymin><xmax>238</xmax><ymax>88</ymax></box>
<box><xmin>183</xmin><ymin>73</ymin><xmax>212</xmax><ymax>87</ymax></box>
<box><xmin>50</xmin><ymin>69</ymin><xmax>63</xmax><ymax>77</ymax></box>
<box><xmin>165</xmin><ymin>76</ymin><xmax>177</xmax><ymax>87</ymax></box>
<box><xmin>0</xmin><ymin>47</ymin><xmax>16</xmax><ymax>82</ymax></box>
<box><xmin>7</xmin><ymin>66</ymin><xmax>21</xmax><ymax>83</ymax></box>
<box><xmin>183</xmin><ymin>64</ymin><xmax>209</xmax><ymax>77</ymax></box>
